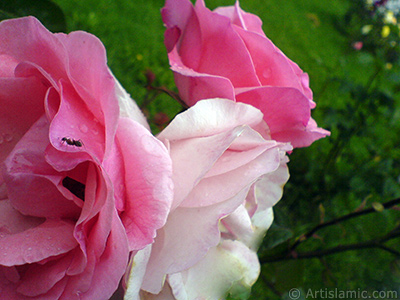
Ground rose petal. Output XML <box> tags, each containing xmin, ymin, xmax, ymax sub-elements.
<box><xmin>234</xmin><ymin>26</ymin><xmax>306</xmax><ymax>90</ymax></box>
<box><xmin>158</xmin><ymin>98</ymin><xmax>265</xmax><ymax>141</ymax></box>
<box><xmin>163</xmin><ymin>0</ymin><xmax>260</xmax><ymax>88</ymax></box>
<box><xmin>116</xmin><ymin>118</ymin><xmax>173</xmax><ymax>250</ymax></box>
<box><xmin>236</xmin><ymin>86</ymin><xmax>329</xmax><ymax>147</ymax></box>
<box><xmin>55</xmin><ymin>31</ymin><xmax>120</xmax><ymax>159</ymax></box>
<box><xmin>0</xmin><ymin>219</ymin><xmax>77</xmax><ymax>266</ymax></box>
<box><xmin>49</xmin><ymin>80</ymin><xmax>105</xmax><ymax>161</ymax></box>
<box><xmin>181</xmin><ymin>136</ymin><xmax>281</xmax><ymax>207</ymax></box>
<box><xmin>168</xmin><ymin>240</ymin><xmax>260</xmax><ymax>300</ymax></box>
<box><xmin>3</xmin><ymin>116</ymin><xmax>81</xmax><ymax>218</ymax></box>
<box><xmin>0</xmin><ymin>54</ymin><xmax>19</xmax><ymax>77</ymax></box>
<box><xmin>124</xmin><ymin>245</ymin><xmax>152</xmax><ymax>300</ymax></box>
<box><xmin>16</xmin><ymin>253</ymin><xmax>73</xmax><ymax>297</ymax></box>
<box><xmin>171</xmin><ymin>67</ymin><xmax>235</xmax><ymax>106</ymax></box>
<box><xmin>0</xmin><ymin>77</ymin><xmax>46</xmax><ymax>163</ymax></box>
<box><xmin>220</xmin><ymin>205</ymin><xmax>254</xmax><ymax>245</ymax></box>
<box><xmin>0</xmin><ymin>199</ymin><xmax>43</xmax><ymax>235</ymax></box>
<box><xmin>79</xmin><ymin>211</ymin><xmax>129</xmax><ymax>300</ymax></box>
<box><xmin>214</xmin><ymin>2</ymin><xmax>265</xmax><ymax>36</ymax></box>
<box><xmin>141</xmin><ymin>187</ymin><xmax>249</xmax><ymax>294</ymax></box>
<box><xmin>0</xmin><ymin>17</ymin><xmax>68</xmax><ymax>82</ymax></box>
<box><xmin>166</xmin><ymin>127</ymin><xmax>245</xmax><ymax>208</ymax></box>
<box><xmin>113</xmin><ymin>72</ymin><xmax>149</xmax><ymax>130</ymax></box>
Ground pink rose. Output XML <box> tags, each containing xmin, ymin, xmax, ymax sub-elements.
<box><xmin>162</xmin><ymin>0</ymin><xmax>330</xmax><ymax>148</ymax></box>
<box><xmin>0</xmin><ymin>17</ymin><xmax>172</xmax><ymax>299</ymax></box>
<box><xmin>123</xmin><ymin>99</ymin><xmax>291</xmax><ymax>299</ymax></box>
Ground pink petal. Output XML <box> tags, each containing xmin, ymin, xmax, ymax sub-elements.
<box><xmin>158</xmin><ymin>99</ymin><xmax>265</xmax><ymax>141</ymax></box>
<box><xmin>49</xmin><ymin>80</ymin><xmax>105</xmax><ymax>162</ymax></box>
<box><xmin>0</xmin><ymin>77</ymin><xmax>46</xmax><ymax>163</ymax></box>
<box><xmin>0</xmin><ymin>17</ymin><xmax>68</xmax><ymax>82</ymax></box>
<box><xmin>192</xmin><ymin>0</ymin><xmax>260</xmax><ymax>87</ymax></box>
<box><xmin>214</xmin><ymin>2</ymin><xmax>265</xmax><ymax>36</ymax></box>
<box><xmin>234</xmin><ymin>26</ymin><xmax>306</xmax><ymax>90</ymax></box>
<box><xmin>235</xmin><ymin>4</ymin><xmax>267</xmax><ymax>37</ymax></box>
<box><xmin>254</xmin><ymin>156</ymin><xmax>290</xmax><ymax>210</ymax></box>
<box><xmin>6</xmin><ymin>174</ymin><xmax>81</xmax><ymax>219</ymax></box>
<box><xmin>141</xmin><ymin>188</ymin><xmax>249</xmax><ymax>294</ymax></box>
<box><xmin>162</xmin><ymin>0</ymin><xmax>203</xmax><ymax>69</ymax></box>
<box><xmin>79</xmin><ymin>211</ymin><xmax>129</xmax><ymax>300</ymax></box>
<box><xmin>163</xmin><ymin>127</ymin><xmax>245</xmax><ymax>208</ymax></box>
<box><xmin>0</xmin><ymin>219</ymin><xmax>77</xmax><ymax>266</ymax></box>
<box><xmin>181</xmin><ymin>134</ymin><xmax>281</xmax><ymax>208</ymax></box>
<box><xmin>220</xmin><ymin>205</ymin><xmax>253</xmax><ymax>244</ymax></box>
<box><xmin>0</xmin><ymin>54</ymin><xmax>19</xmax><ymax>77</ymax></box>
<box><xmin>55</xmin><ymin>31</ymin><xmax>120</xmax><ymax>159</ymax></box>
<box><xmin>163</xmin><ymin>0</ymin><xmax>260</xmax><ymax>89</ymax></box>
<box><xmin>171</xmin><ymin>66</ymin><xmax>235</xmax><ymax>106</ymax></box>
<box><xmin>16</xmin><ymin>253</ymin><xmax>73</xmax><ymax>297</ymax></box>
<box><xmin>3</xmin><ymin>116</ymin><xmax>81</xmax><ymax>218</ymax></box>
<box><xmin>0</xmin><ymin>199</ymin><xmax>43</xmax><ymax>235</ymax></box>
<box><xmin>236</xmin><ymin>86</ymin><xmax>329</xmax><ymax>148</ymax></box>
<box><xmin>0</xmin><ymin>273</ymin><xmax>68</xmax><ymax>300</ymax></box>
<box><xmin>116</xmin><ymin>118</ymin><xmax>173</xmax><ymax>250</ymax></box>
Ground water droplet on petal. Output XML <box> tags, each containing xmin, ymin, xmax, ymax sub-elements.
<box><xmin>79</xmin><ymin>124</ymin><xmax>88</xmax><ymax>133</ymax></box>
<box><xmin>262</xmin><ymin>68</ymin><xmax>271</xmax><ymax>79</ymax></box>
<box><xmin>91</xmin><ymin>128</ymin><xmax>99</xmax><ymax>135</ymax></box>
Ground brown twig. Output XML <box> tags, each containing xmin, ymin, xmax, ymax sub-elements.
<box><xmin>260</xmin><ymin>225</ymin><xmax>400</xmax><ymax>263</ymax></box>
<box><xmin>290</xmin><ymin>197</ymin><xmax>400</xmax><ymax>252</ymax></box>
<box><xmin>259</xmin><ymin>198</ymin><xmax>400</xmax><ymax>263</ymax></box>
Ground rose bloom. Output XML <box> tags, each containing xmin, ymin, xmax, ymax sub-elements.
<box><xmin>123</xmin><ymin>99</ymin><xmax>291</xmax><ymax>299</ymax></box>
<box><xmin>162</xmin><ymin>0</ymin><xmax>330</xmax><ymax>148</ymax></box>
<box><xmin>0</xmin><ymin>17</ymin><xmax>173</xmax><ymax>299</ymax></box>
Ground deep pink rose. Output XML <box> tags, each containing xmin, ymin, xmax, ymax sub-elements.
<box><xmin>0</xmin><ymin>17</ymin><xmax>172</xmax><ymax>299</ymax></box>
<box><xmin>123</xmin><ymin>99</ymin><xmax>291</xmax><ymax>298</ymax></box>
<box><xmin>162</xmin><ymin>0</ymin><xmax>330</xmax><ymax>148</ymax></box>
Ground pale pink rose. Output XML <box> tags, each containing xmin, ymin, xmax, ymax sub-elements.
<box><xmin>0</xmin><ymin>17</ymin><xmax>173</xmax><ymax>299</ymax></box>
<box><xmin>162</xmin><ymin>0</ymin><xmax>330</xmax><ymax>148</ymax></box>
<box><xmin>123</xmin><ymin>99</ymin><xmax>291</xmax><ymax>299</ymax></box>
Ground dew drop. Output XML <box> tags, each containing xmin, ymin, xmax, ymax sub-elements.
<box><xmin>27</xmin><ymin>247</ymin><xmax>32</xmax><ymax>251</ymax></box>
<box><xmin>262</xmin><ymin>68</ymin><xmax>272</xmax><ymax>79</ymax></box>
<box><xmin>91</xmin><ymin>127</ymin><xmax>99</xmax><ymax>135</ymax></box>
<box><xmin>79</xmin><ymin>124</ymin><xmax>88</xmax><ymax>133</ymax></box>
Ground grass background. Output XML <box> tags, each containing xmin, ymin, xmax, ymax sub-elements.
<box><xmin>9</xmin><ymin>0</ymin><xmax>400</xmax><ymax>298</ymax></box>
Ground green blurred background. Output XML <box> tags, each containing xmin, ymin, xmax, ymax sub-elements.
<box><xmin>2</xmin><ymin>0</ymin><xmax>400</xmax><ymax>299</ymax></box>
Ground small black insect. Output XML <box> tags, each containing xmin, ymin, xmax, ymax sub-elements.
<box><xmin>62</xmin><ymin>137</ymin><xmax>83</xmax><ymax>147</ymax></box>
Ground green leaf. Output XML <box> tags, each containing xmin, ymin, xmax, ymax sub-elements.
<box><xmin>0</xmin><ymin>0</ymin><xmax>66</xmax><ymax>32</ymax></box>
